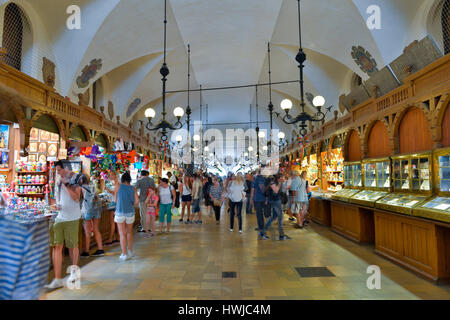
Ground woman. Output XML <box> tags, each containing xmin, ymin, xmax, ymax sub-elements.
<box><xmin>80</xmin><ymin>175</ymin><xmax>104</xmax><ymax>258</ymax></box>
<box><xmin>105</xmin><ymin>172</ymin><xmax>120</xmax><ymax>246</ymax></box>
<box><xmin>203</xmin><ymin>176</ymin><xmax>213</xmax><ymax>217</ymax></box>
<box><xmin>209</xmin><ymin>176</ymin><xmax>223</xmax><ymax>224</ymax></box>
<box><xmin>191</xmin><ymin>174</ymin><xmax>203</xmax><ymax>224</ymax></box>
<box><xmin>292</xmin><ymin>171</ymin><xmax>309</xmax><ymax>229</ymax></box>
<box><xmin>179</xmin><ymin>175</ymin><xmax>193</xmax><ymax>224</ymax></box>
<box><xmin>227</xmin><ymin>173</ymin><xmax>245</xmax><ymax>233</ymax></box>
<box><xmin>145</xmin><ymin>186</ymin><xmax>158</xmax><ymax>238</ymax></box>
<box><xmin>115</xmin><ymin>172</ymin><xmax>139</xmax><ymax>261</ymax></box>
<box><xmin>158</xmin><ymin>178</ymin><xmax>176</xmax><ymax>233</ymax></box>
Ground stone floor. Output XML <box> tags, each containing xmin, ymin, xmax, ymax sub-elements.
<box><xmin>42</xmin><ymin>208</ymin><xmax>450</xmax><ymax>300</ymax></box>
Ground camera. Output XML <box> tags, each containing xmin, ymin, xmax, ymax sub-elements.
<box><xmin>67</xmin><ymin>173</ymin><xmax>87</xmax><ymax>186</ymax></box>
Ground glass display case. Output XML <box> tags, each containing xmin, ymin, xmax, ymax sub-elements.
<box><xmin>392</xmin><ymin>152</ymin><xmax>431</xmax><ymax>193</ymax></box>
<box><xmin>331</xmin><ymin>188</ymin><xmax>361</xmax><ymax>203</ymax></box>
<box><xmin>362</xmin><ymin>158</ymin><xmax>391</xmax><ymax>190</ymax></box>
<box><xmin>412</xmin><ymin>148</ymin><xmax>450</xmax><ymax>223</ymax></box>
<box><xmin>349</xmin><ymin>190</ymin><xmax>389</xmax><ymax>207</ymax></box>
<box><xmin>343</xmin><ymin>161</ymin><xmax>362</xmax><ymax>189</ymax></box>
<box><xmin>375</xmin><ymin>193</ymin><xmax>429</xmax><ymax>215</ymax></box>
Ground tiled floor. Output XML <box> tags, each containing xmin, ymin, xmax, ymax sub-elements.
<box><xmin>43</xmin><ymin>208</ymin><xmax>450</xmax><ymax>300</ymax></box>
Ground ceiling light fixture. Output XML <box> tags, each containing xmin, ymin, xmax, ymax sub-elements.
<box><xmin>280</xmin><ymin>0</ymin><xmax>333</xmax><ymax>137</ymax></box>
<box><xmin>144</xmin><ymin>0</ymin><xmax>186</xmax><ymax>142</ymax></box>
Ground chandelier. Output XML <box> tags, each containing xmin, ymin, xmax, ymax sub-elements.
<box><xmin>280</xmin><ymin>0</ymin><xmax>333</xmax><ymax>137</ymax></box>
<box><xmin>144</xmin><ymin>0</ymin><xmax>186</xmax><ymax>142</ymax></box>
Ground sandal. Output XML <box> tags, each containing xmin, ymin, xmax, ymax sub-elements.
<box><xmin>294</xmin><ymin>224</ymin><xmax>304</xmax><ymax>229</ymax></box>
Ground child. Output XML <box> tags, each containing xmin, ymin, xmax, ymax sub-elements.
<box><xmin>145</xmin><ymin>186</ymin><xmax>159</xmax><ymax>238</ymax></box>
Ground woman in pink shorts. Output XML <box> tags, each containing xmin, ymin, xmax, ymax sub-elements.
<box><xmin>145</xmin><ymin>186</ymin><xmax>159</xmax><ymax>238</ymax></box>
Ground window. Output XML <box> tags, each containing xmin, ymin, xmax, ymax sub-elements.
<box><xmin>2</xmin><ymin>3</ymin><xmax>32</xmax><ymax>71</ymax></box>
<box><xmin>443</xmin><ymin>0</ymin><xmax>450</xmax><ymax>54</ymax></box>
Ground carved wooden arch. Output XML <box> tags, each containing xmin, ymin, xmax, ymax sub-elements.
<box><xmin>430</xmin><ymin>92</ymin><xmax>450</xmax><ymax>144</ymax></box>
<box><xmin>92</xmin><ymin>131</ymin><xmax>111</xmax><ymax>152</ymax></box>
<box><xmin>30</xmin><ymin>111</ymin><xmax>67</xmax><ymax>141</ymax></box>
<box><xmin>68</xmin><ymin>123</ymin><xmax>92</xmax><ymax>143</ymax></box>
<box><xmin>363</xmin><ymin>118</ymin><xmax>392</xmax><ymax>157</ymax></box>
<box><xmin>392</xmin><ymin>104</ymin><xmax>432</xmax><ymax>153</ymax></box>
<box><xmin>343</xmin><ymin>128</ymin><xmax>360</xmax><ymax>160</ymax></box>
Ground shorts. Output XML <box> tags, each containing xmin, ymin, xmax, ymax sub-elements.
<box><xmin>50</xmin><ymin>219</ymin><xmax>80</xmax><ymax>248</ymax></box>
<box><xmin>193</xmin><ymin>199</ymin><xmax>201</xmax><ymax>213</ymax></box>
<box><xmin>147</xmin><ymin>208</ymin><xmax>156</xmax><ymax>216</ymax></box>
<box><xmin>205</xmin><ymin>198</ymin><xmax>213</xmax><ymax>206</ymax></box>
<box><xmin>83</xmin><ymin>207</ymin><xmax>101</xmax><ymax>221</ymax></box>
<box><xmin>181</xmin><ymin>194</ymin><xmax>192</xmax><ymax>202</ymax></box>
<box><xmin>114</xmin><ymin>215</ymin><xmax>135</xmax><ymax>224</ymax></box>
<box><xmin>159</xmin><ymin>203</ymin><xmax>172</xmax><ymax>223</ymax></box>
<box><xmin>291</xmin><ymin>202</ymin><xmax>308</xmax><ymax>214</ymax></box>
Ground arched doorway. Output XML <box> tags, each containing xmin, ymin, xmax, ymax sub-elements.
<box><xmin>70</xmin><ymin>125</ymin><xmax>88</xmax><ymax>142</ymax></box>
<box><xmin>95</xmin><ymin>133</ymin><xmax>109</xmax><ymax>151</ymax></box>
<box><xmin>346</xmin><ymin>130</ymin><xmax>362</xmax><ymax>161</ymax></box>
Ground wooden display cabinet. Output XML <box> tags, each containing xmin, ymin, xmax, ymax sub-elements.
<box><xmin>332</xmin><ymin>161</ymin><xmax>363</xmax><ymax>203</ymax></box>
<box><xmin>412</xmin><ymin>148</ymin><xmax>450</xmax><ymax>223</ymax></box>
<box><xmin>309</xmin><ymin>195</ymin><xmax>331</xmax><ymax>226</ymax></box>
<box><xmin>362</xmin><ymin>157</ymin><xmax>391</xmax><ymax>191</ymax></box>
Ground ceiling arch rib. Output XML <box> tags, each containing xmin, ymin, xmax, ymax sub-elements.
<box><xmin>27</xmin><ymin>0</ymin><xmax>121</xmax><ymax>96</ymax></box>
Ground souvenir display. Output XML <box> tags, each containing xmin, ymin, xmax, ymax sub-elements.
<box><xmin>38</xmin><ymin>142</ymin><xmax>47</xmax><ymax>153</ymax></box>
<box><xmin>48</xmin><ymin>144</ymin><xmax>57</xmax><ymax>156</ymax></box>
<box><xmin>29</xmin><ymin>142</ymin><xmax>38</xmax><ymax>153</ymax></box>
<box><xmin>30</xmin><ymin>128</ymin><xmax>39</xmax><ymax>141</ymax></box>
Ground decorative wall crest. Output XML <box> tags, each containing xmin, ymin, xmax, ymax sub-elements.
<box><xmin>126</xmin><ymin>98</ymin><xmax>142</xmax><ymax>118</ymax></box>
<box><xmin>42</xmin><ymin>57</ymin><xmax>55</xmax><ymax>88</ymax></box>
<box><xmin>76</xmin><ymin>58</ymin><xmax>102</xmax><ymax>88</ymax></box>
<box><xmin>351</xmin><ymin>46</ymin><xmax>378</xmax><ymax>75</ymax></box>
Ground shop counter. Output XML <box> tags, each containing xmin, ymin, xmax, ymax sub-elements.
<box><xmin>374</xmin><ymin>209</ymin><xmax>450</xmax><ymax>283</ymax></box>
<box><xmin>309</xmin><ymin>192</ymin><xmax>332</xmax><ymax>226</ymax></box>
<box><xmin>330</xmin><ymin>200</ymin><xmax>375</xmax><ymax>243</ymax></box>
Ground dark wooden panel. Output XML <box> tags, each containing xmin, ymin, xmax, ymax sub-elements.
<box><xmin>441</xmin><ymin>105</ymin><xmax>450</xmax><ymax>147</ymax></box>
<box><xmin>347</xmin><ymin>130</ymin><xmax>362</xmax><ymax>161</ymax></box>
<box><xmin>310</xmin><ymin>198</ymin><xmax>331</xmax><ymax>226</ymax></box>
<box><xmin>330</xmin><ymin>202</ymin><xmax>374</xmax><ymax>243</ymax></box>
<box><xmin>398</xmin><ymin>107</ymin><xmax>432</xmax><ymax>154</ymax></box>
<box><xmin>368</xmin><ymin>121</ymin><xmax>391</xmax><ymax>158</ymax></box>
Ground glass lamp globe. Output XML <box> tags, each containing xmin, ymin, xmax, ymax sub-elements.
<box><xmin>175</xmin><ymin>135</ymin><xmax>183</xmax><ymax>143</ymax></box>
<box><xmin>173</xmin><ymin>107</ymin><xmax>185</xmax><ymax>118</ymax></box>
<box><xmin>278</xmin><ymin>131</ymin><xmax>285</xmax><ymax>140</ymax></box>
<box><xmin>280</xmin><ymin>99</ymin><xmax>293</xmax><ymax>111</ymax></box>
<box><xmin>145</xmin><ymin>108</ymin><xmax>156</xmax><ymax>119</ymax></box>
<box><xmin>258</xmin><ymin>131</ymin><xmax>266</xmax><ymax>138</ymax></box>
<box><xmin>248</xmin><ymin>146</ymin><xmax>254</xmax><ymax>152</ymax></box>
<box><xmin>313</xmin><ymin>96</ymin><xmax>325</xmax><ymax>107</ymax></box>
<box><xmin>263</xmin><ymin>146</ymin><xmax>268</xmax><ymax>151</ymax></box>
<box><xmin>244</xmin><ymin>152</ymin><xmax>249</xmax><ymax>157</ymax></box>
<box><xmin>204</xmin><ymin>146</ymin><xmax>209</xmax><ymax>152</ymax></box>
<box><xmin>193</xmin><ymin>134</ymin><xmax>200</xmax><ymax>141</ymax></box>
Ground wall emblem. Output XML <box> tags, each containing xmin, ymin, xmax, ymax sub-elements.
<box><xmin>76</xmin><ymin>58</ymin><xmax>102</xmax><ymax>88</ymax></box>
<box><xmin>42</xmin><ymin>57</ymin><xmax>55</xmax><ymax>88</ymax></box>
<box><xmin>351</xmin><ymin>46</ymin><xmax>378</xmax><ymax>75</ymax></box>
<box><xmin>108</xmin><ymin>101</ymin><xmax>114</xmax><ymax>120</ymax></box>
<box><xmin>126</xmin><ymin>98</ymin><xmax>141</xmax><ymax>118</ymax></box>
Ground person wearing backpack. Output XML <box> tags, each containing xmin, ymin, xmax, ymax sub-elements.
<box><xmin>158</xmin><ymin>178</ymin><xmax>176</xmax><ymax>233</ymax></box>
<box><xmin>80</xmin><ymin>175</ymin><xmax>104</xmax><ymax>258</ymax></box>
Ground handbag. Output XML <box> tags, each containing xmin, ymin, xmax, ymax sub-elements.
<box><xmin>213</xmin><ymin>199</ymin><xmax>222</xmax><ymax>207</ymax></box>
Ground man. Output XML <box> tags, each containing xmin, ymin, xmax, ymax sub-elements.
<box><xmin>167</xmin><ymin>171</ymin><xmax>177</xmax><ymax>185</ymax></box>
<box><xmin>245</xmin><ymin>173</ymin><xmax>253</xmax><ymax>214</ymax></box>
<box><xmin>134</xmin><ymin>170</ymin><xmax>156</xmax><ymax>232</ymax></box>
<box><xmin>191</xmin><ymin>173</ymin><xmax>203</xmax><ymax>224</ymax></box>
<box><xmin>286</xmin><ymin>171</ymin><xmax>296</xmax><ymax>222</ymax></box>
<box><xmin>45</xmin><ymin>160</ymin><xmax>82</xmax><ymax>290</ymax></box>
<box><xmin>250</xmin><ymin>169</ymin><xmax>268</xmax><ymax>232</ymax></box>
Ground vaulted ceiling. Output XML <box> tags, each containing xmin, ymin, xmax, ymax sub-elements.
<box><xmin>0</xmin><ymin>0</ymin><xmax>443</xmax><ymax>142</ymax></box>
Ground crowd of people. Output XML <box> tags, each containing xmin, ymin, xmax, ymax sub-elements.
<box><xmin>44</xmin><ymin>160</ymin><xmax>313</xmax><ymax>290</ymax></box>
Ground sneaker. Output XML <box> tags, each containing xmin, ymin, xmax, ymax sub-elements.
<box><xmin>91</xmin><ymin>250</ymin><xmax>105</xmax><ymax>257</ymax></box>
<box><xmin>259</xmin><ymin>234</ymin><xmax>270</xmax><ymax>240</ymax></box>
<box><xmin>179</xmin><ymin>219</ymin><xmax>183</xmax><ymax>222</ymax></box>
<box><xmin>230</xmin><ymin>229</ymin><xmax>233</xmax><ymax>232</ymax></box>
<box><xmin>216</xmin><ymin>221</ymin><xmax>220</xmax><ymax>225</ymax></box>
<box><xmin>185</xmin><ymin>220</ymin><xmax>191</xmax><ymax>224</ymax></box>
<box><xmin>80</xmin><ymin>251</ymin><xmax>90</xmax><ymax>258</ymax></box>
<box><xmin>289</xmin><ymin>217</ymin><xmax>296</xmax><ymax>222</ymax></box>
<box><xmin>119</xmin><ymin>253</ymin><xmax>128</xmax><ymax>261</ymax></box>
<box><xmin>279</xmin><ymin>235</ymin><xmax>292</xmax><ymax>240</ymax></box>
<box><xmin>239</xmin><ymin>230</ymin><xmax>242</xmax><ymax>234</ymax></box>
<box><xmin>127</xmin><ymin>250</ymin><xmax>135</xmax><ymax>259</ymax></box>
<box><xmin>44</xmin><ymin>278</ymin><xmax>64</xmax><ymax>290</ymax></box>
<box><xmin>254</xmin><ymin>227</ymin><xmax>260</xmax><ymax>231</ymax></box>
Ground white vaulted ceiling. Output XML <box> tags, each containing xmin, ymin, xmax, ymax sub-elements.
<box><xmin>0</xmin><ymin>0</ymin><xmax>443</xmax><ymax>142</ymax></box>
